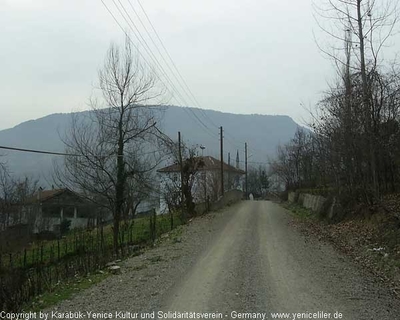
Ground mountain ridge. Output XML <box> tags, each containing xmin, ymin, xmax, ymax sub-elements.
<box><xmin>0</xmin><ymin>106</ymin><xmax>302</xmax><ymax>184</ymax></box>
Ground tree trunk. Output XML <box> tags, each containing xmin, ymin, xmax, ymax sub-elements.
<box><xmin>357</xmin><ymin>0</ymin><xmax>378</xmax><ymax>201</ymax></box>
<box><xmin>114</xmin><ymin>116</ymin><xmax>125</xmax><ymax>256</ymax></box>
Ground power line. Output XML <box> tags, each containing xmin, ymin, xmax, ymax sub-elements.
<box><xmin>112</xmin><ymin>0</ymin><xmax>217</xmax><ymax>136</ymax></box>
<box><xmin>128</xmin><ymin>0</ymin><xmax>239</xmax><ymax>140</ymax></box>
<box><xmin>127</xmin><ymin>0</ymin><xmax>218</xmax><ymax>130</ymax></box>
<box><xmin>239</xmin><ymin>160</ymin><xmax>270</xmax><ymax>165</ymax></box>
<box><xmin>0</xmin><ymin>145</ymin><xmax>170</xmax><ymax>158</ymax></box>
<box><xmin>102</xmin><ymin>0</ymin><xmax>218</xmax><ymax>139</ymax></box>
<box><xmin>0</xmin><ymin>145</ymin><xmax>76</xmax><ymax>156</ymax></box>
<box><xmin>101</xmin><ymin>0</ymin><xmax>255</xmax><ymax>152</ymax></box>
<box><xmin>134</xmin><ymin>0</ymin><xmax>220</xmax><ymax>130</ymax></box>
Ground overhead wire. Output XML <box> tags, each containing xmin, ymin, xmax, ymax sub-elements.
<box><xmin>126</xmin><ymin>0</ymin><xmax>246</xmax><ymax>149</ymax></box>
<box><xmin>0</xmin><ymin>145</ymin><xmax>170</xmax><ymax>158</ymax></box>
<box><xmin>100</xmin><ymin>0</ymin><xmax>218</xmax><ymax>140</ymax></box>
<box><xmin>125</xmin><ymin>0</ymin><xmax>219</xmax><ymax>132</ymax></box>
<box><xmin>2</xmin><ymin>3</ymin><xmax>264</xmax><ymax>168</ymax></box>
<box><xmin>114</xmin><ymin>0</ymin><xmax>218</xmax><ymax>139</ymax></box>
<box><xmin>102</xmin><ymin>0</ymin><xmax>265</xmax><ymax>156</ymax></box>
<box><xmin>133</xmin><ymin>0</ymin><xmax>220</xmax><ymax>130</ymax></box>
<box><xmin>0</xmin><ymin>145</ymin><xmax>77</xmax><ymax>156</ymax></box>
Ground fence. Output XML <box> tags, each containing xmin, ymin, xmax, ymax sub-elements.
<box><xmin>0</xmin><ymin>211</ymin><xmax>179</xmax><ymax>312</ymax></box>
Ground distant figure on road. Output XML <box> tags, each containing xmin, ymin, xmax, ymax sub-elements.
<box><xmin>249</xmin><ymin>193</ymin><xmax>254</xmax><ymax>200</ymax></box>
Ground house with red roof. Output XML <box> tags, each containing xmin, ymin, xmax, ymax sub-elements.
<box><xmin>157</xmin><ymin>156</ymin><xmax>245</xmax><ymax>213</ymax></box>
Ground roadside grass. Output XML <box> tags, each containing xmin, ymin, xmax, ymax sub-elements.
<box><xmin>2</xmin><ymin>212</ymin><xmax>183</xmax><ymax>312</ymax></box>
<box><xmin>169</xmin><ymin>224</ymin><xmax>184</xmax><ymax>243</ymax></box>
<box><xmin>281</xmin><ymin>202</ymin><xmax>316</xmax><ymax>220</ymax></box>
<box><xmin>2</xmin><ymin>213</ymin><xmax>182</xmax><ymax>269</ymax></box>
<box><xmin>25</xmin><ymin>272</ymin><xmax>110</xmax><ymax>312</ymax></box>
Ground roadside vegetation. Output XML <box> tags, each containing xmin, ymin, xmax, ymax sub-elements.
<box><xmin>270</xmin><ymin>0</ymin><xmax>400</xmax><ymax>294</ymax></box>
<box><xmin>284</xmin><ymin>199</ymin><xmax>400</xmax><ymax>297</ymax></box>
<box><xmin>0</xmin><ymin>35</ymin><xmax>228</xmax><ymax>312</ymax></box>
<box><xmin>26</xmin><ymin>272</ymin><xmax>109</xmax><ymax>312</ymax></box>
<box><xmin>270</xmin><ymin>0</ymin><xmax>400</xmax><ymax>212</ymax></box>
<box><xmin>0</xmin><ymin>212</ymin><xmax>183</xmax><ymax>312</ymax></box>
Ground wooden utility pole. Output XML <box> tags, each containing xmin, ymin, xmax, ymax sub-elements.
<box><xmin>245</xmin><ymin>142</ymin><xmax>248</xmax><ymax>199</ymax></box>
<box><xmin>178</xmin><ymin>132</ymin><xmax>184</xmax><ymax>217</ymax></box>
<box><xmin>228</xmin><ymin>152</ymin><xmax>231</xmax><ymax>191</ymax></box>
<box><xmin>220</xmin><ymin>126</ymin><xmax>224</xmax><ymax>197</ymax></box>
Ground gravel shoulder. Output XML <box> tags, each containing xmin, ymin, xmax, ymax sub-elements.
<box><xmin>46</xmin><ymin>201</ymin><xmax>400</xmax><ymax>320</ymax></box>
<box><xmin>45</xmin><ymin>204</ymin><xmax>234</xmax><ymax>317</ymax></box>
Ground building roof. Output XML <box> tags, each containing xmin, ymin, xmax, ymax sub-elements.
<box><xmin>26</xmin><ymin>188</ymin><xmax>76</xmax><ymax>204</ymax></box>
<box><xmin>157</xmin><ymin>156</ymin><xmax>245</xmax><ymax>174</ymax></box>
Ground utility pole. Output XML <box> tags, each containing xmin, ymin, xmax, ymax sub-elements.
<box><xmin>178</xmin><ymin>132</ymin><xmax>184</xmax><ymax>218</ymax></box>
<box><xmin>245</xmin><ymin>142</ymin><xmax>248</xmax><ymax>199</ymax></box>
<box><xmin>200</xmin><ymin>145</ymin><xmax>207</xmax><ymax>208</ymax></box>
<box><xmin>228</xmin><ymin>152</ymin><xmax>231</xmax><ymax>191</ymax></box>
<box><xmin>220</xmin><ymin>126</ymin><xmax>224</xmax><ymax>197</ymax></box>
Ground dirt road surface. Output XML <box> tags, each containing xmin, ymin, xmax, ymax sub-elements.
<box><xmin>48</xmin><ymin>201</ymin><xmax>400</xmax><ymax>320</ymax></box>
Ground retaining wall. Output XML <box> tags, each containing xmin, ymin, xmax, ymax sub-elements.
<box><xmin>288</xmin><ymin>191</ymin><xmax>344</xmax><ymax>221</ymax></box>
<box><xmin>289</xmin><ymin>191</ymin><xmax>328</xmax><ymax>216</ymax></box>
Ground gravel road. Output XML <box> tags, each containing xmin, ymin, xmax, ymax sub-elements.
<box><xmin>47</xmin><ymin>201</ymin><xmax>400</xmax><ymax>320</ymax></box>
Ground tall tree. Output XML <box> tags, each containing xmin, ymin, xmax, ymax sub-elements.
<box><xmin>57</xmin><ymin>38</ymin><xmax>165</xmax><ymax>254</ymax></box>
<box><xmin>313</xmin><ymin>0</ymin><xmax>399</xmax><ymax>201</ymax></box>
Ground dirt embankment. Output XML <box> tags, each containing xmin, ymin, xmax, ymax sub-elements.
<box><xmin>285</xmin><ymin>198</ymin><xmax>400</xmax><ymax>298</ymax></box>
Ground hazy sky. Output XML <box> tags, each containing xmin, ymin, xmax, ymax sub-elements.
<box><xmin>1</xmin><ymin>0</ymin><xmax>396</xmax><ymax>131</ymax></box>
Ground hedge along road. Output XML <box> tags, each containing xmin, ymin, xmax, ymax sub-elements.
<box><xmin>46</xmin><ymin>201</ymin><xmax>400</xmax><ymax>319</ymax></box>
<box><xmin>159</xmin><ymin>201</ymin><xmax>400</xmax><ymax>319</ymax></box>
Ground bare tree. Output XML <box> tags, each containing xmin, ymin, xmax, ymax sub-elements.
<box><xmin>0</xmin><ymin>161</ymin><xmax>39</xmax><ymax>231</ymax></box>
<box><xmin>56</xmin><ymin>38</ymin><xmax>165</xmax><ymax>254</ymax></box>
<box><xmin>313</xmin><ymin>0</ymin><xmax>400</xmax><ymax>201</ymax></box>
<box><xmin>160</xmin><ymin>141</ymin><xmax>204</xmax><ymax>219</ymax></box>
<box><xmin>0</xmin><ymin>162</ymin><xmax>13</xmax><ymax>230</ymax></box>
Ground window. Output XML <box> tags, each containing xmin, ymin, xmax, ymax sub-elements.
<box><xmin>64</xmin><ymin>206</ymin><xmax>75</xmax><ymax>218</ymax></box>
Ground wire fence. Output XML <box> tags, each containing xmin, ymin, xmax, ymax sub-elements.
<box><xmin>0</xmin><ymin>211</ymin><xmax>180</xmax><ymax>312</ymax></box>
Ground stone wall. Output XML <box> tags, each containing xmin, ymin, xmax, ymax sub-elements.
<box><xmin>288</xmin><ymin>191</ymin><xmax>345</xmax><ymax>221</ymax></box>
<box><xmin>288</xmin><ymin>192</ymin><xmax>297</xmax><ymax>203</ymax></box>
<box><xmin>303</xmin><ymin>193</ymin><xmax>326</xmax><ymax>214</ymax></box>
<box><xmin>288</xmin><ymin>191</ymin><xmax>328</xmax><ymax>215</ymax></box>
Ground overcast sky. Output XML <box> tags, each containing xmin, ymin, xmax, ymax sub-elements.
<box><xmin>1</xmin><ymin>0</ymin><xmax>397</xmax><ymax>131</ymax></box>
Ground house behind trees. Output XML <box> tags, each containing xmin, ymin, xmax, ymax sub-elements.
<box><xmin>25</xmin><ymin>188</ymin><xmax>102</xmax><ymax>233</ymax></box>
<box><xmin>1</xmin><ymin>188</ymin><xmax>102</xmax><ymax>235</ymax></box>
<box><xmin>157</xmin><ymin>156</ymin><xmax>245</xmax><ymax>213</ymax></box>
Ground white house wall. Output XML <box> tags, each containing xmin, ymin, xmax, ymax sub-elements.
<box><xmin>159</xmin><ymin>170</ymin><xmax>244</xmax><ymax>213</ymax></box>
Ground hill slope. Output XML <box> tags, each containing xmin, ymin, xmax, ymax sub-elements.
<box><xmin>0</xmin><ymin>106</ymin><xmax>301</xmax><ymax>184</ymax></box>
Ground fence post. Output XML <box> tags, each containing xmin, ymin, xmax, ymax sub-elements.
<box><xmin>24</xmin><ymin>249</ymin><xmax>27</xmax><ymax>268</ymax></box>
<box><xmin>152</xmin><ymin>210</ymin><xmax>157</xmax><ymax>242</ymax></box>
<box><xmin>57</xmin><ymin>240</ymin><xmax>60</xmax><ymax>261</ymax></box>
<box><xmin>50</xmin><ymin>245</ymin><xmax>54</xmax><ymax>264</ymax></box>
<box><xmin>129</xmin><ymin>221</ymin><xmax>133</xmax><ymax>244</ymax></box>
<box><xmin>100</xmin><ymin>223</ymin><xmax>104</xmax><ymax>254</ymax></box>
